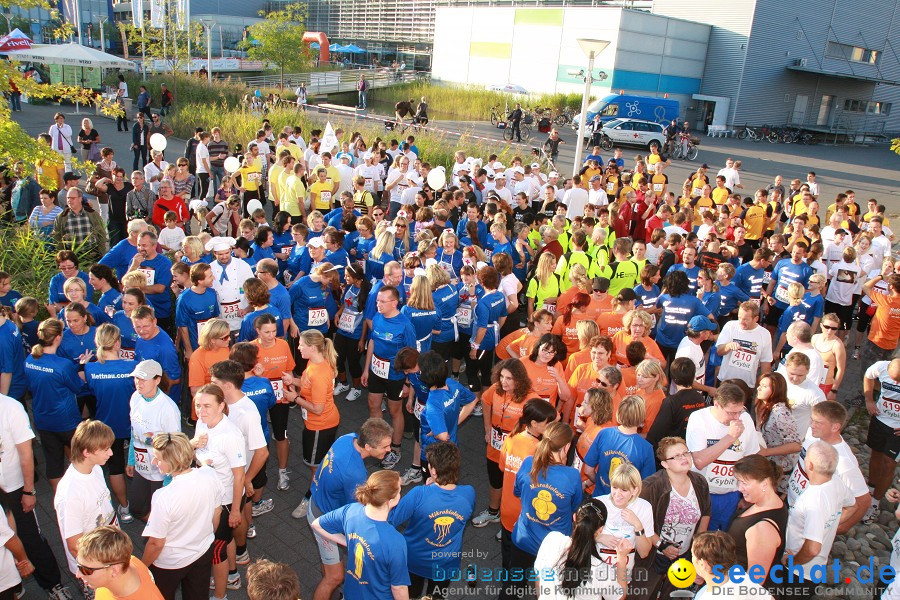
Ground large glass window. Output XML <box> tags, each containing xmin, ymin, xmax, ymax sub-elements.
<box><xmin>826</xmin><ymin>41</ymin><xmax>880</xmax><ymax>64</ymax></box>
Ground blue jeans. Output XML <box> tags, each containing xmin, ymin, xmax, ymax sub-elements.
<box><xmin>8</xmin><ymin>92</ymin><xmax>21</xmax><ymax>111</ymax></box>
<box><xmin>210</xmin><ymin>166</ymin><xmax>226</xmax><ymax>195</ymax></box>
<box><xmin>358</xmin><ymin>90</ymin><xmax>367</xmax><ymax>109</ymax></box>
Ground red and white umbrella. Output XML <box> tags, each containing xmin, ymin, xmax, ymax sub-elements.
<box><xmin>0</xmin><ymin>28</ymin><xmax>33</xmax><ymax>53</ymax></box>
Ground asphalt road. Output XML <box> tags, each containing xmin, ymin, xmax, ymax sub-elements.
<box><xmin>9</xmin><ymin>100</ymin><xmax>899</xmax><ymax>600</ymax></box>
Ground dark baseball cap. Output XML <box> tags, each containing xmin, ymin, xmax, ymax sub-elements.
<box><xmin>63</xmin><ymin>172</ymin><xmax>81</xmax><ymax>182</ymax></box>
<box><xmin>592</xmin><ymin>277</ymin><xmax>610</xmax><ymax>292</ymax></box>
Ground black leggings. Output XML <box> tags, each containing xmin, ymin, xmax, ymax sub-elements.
<box><xmin>334</xmin><ymin>333</ymin><xmax>364</xmax><ymax>379</ymax></box>
<box><xmin>464</xmin><ymin>346</ymin><xmax>495</xmax><ymax>392</ymax></box>
<box><xmin>197</xmin><ymin>173</ymin><xmax>210</xmax><ymax>200</ymax></box>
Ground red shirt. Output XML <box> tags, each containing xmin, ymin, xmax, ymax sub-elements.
<box><xmin>615</xmin><ymin>201</ymin><xmax>632</xmax><ymax>239</ymax></box>
<box><xmin>645</xmin><ymin>215</ymin><xmax>665</xmax><ymax>241</ymax></box>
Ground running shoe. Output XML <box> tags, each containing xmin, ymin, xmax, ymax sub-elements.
<box><xmin>47</xmin><ymin>585</ymin><xmax>74</xmax><ymax>600</ymax></box>
<box><xmin>334</xmin><ymin>382</ymin><xmax>350</xmax><ymax>395</ymax></box>
<box><xmin>862</xmin><ymin>504</ymin><xmax>881</xmax><ymax>525</ymax></box>
<box><xmin>381</xmin><ymin>450</ymin><xmax>401</xmax><ymax>469</ymax></box>
<box><xmin>117</xmin><ymin>504</ymin><xmax>134</xmax><ymax>525</ymax></box>
<box><xmin>210</xmin><ymin>573</ymin><xmax>242</xmax><ymax>590</ymax></box>
<box><xmin>251</xmin><ymin>498</ymin><xmax>274</xmax><ymax>517</ymax></box>
<box><xmin>471</xmin><ymin>509</ymin><xmax>501</xmax><ymax>528</ymax></box>
<box><xmin>277</xmin><ymin>469</ymin><xmax>290</xmax><ymax>491</ymax></box>
<box><xmin>400</xmin><ymin>467</ymin><xmax>423</xmax><ymax>486</ymax></box>
<box><xmin>246</xmin><ymin>524</ymin><xmax>257</xmax><ymax>539</ymax></box>
<box><xmin>472</xmin><ymin>402</ymin><xmax>483</xmax><ymax>417</ymax></box>
<box><xmin>346</xmin><ymin>388</ymin><xmax>362</xmax><ymax>402</ymax></box>
<box><xmin>291</xmin><ymin>498</ymin><xmax>309</xmax><ymax>519</ymax></box>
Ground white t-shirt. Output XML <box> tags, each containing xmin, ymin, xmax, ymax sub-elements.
<box><xmin>499</xmin><ymin>274</ymin><xmax>520</xmax><ymax>310</ymax></box>
<box><xmin>825</xmin><ymin>260</ymin><xmax>860</xmax><ymax>305</ymax></box>
<box><xmin>386</xmin><ymin>168</ymin><xmax>407</xmax><ymax>204</ymax></box>
<box><xmin>869</xmin><ymin>362</ymin><xmax>900</xmax><ymax>429</ymax></box>
<box><xmin>662</xmin><ymin>483</ymin><xmax>701</xmax><ymax>556</ymax></box>
<box><xmin>686</xmin><ymin>408</ymin><xmax>760</xmax><ymax>494</ymax></box>
<box><xmin>226</xmin><ymin>396</ymin><xmax>267</xmax><ymax>470</ymax></box>
<box><xmin>715</xmin><ymin>322</ymin><xmax>773</xmax><ymax>387</ymax></box>
<box><xmin>645</xmin><ymin>243</ymin><xmax>662</xmax><ymax>266</ymax></box>
<box><xmin>564</xmin><ymin>188</ymin><xmax>589</xmax><ymax>220</ymax></box>
<box><xmin>336</xmin><ymin>163</ymin><xmax>355</xmax><ymax>197</ymax></box>
<box><xmin>787</xmin><ymin>432</ymin><xmax>868</xmax><ymax>508</ymax></box>
<box><xmin>54</xmin><ymin>464</ymin><xmax>116</xmax><ymax>575</ymax></box>
<box><xmin>0</xmin><ymin>394</ymin><xmax>36</xmax><ymax>493</ymax></box>
<box><xmin>195</xmin><ymin>142</ymin><xmax>210</xmax><ymax>174</ymax></box>
<box><xmin>785</xmin><ymin>476</ymin><xmax>853</xmax><ymax>574</ymax></box>
<box><xmin>885</xmin><ymin>526</ymin><xmax>900</xmax><ymax>600</ymax></box>
<box><xmin>210</xmin><ymin>258</ymin><xmax>254</xmax><ymax>331</ymax></box>
<box><xmin>776</xmin><ymin>348</ymin><xmax>826</xmax><ymax>386</ymax></box>
<box><xmin>194</xmin><ymin>415</ymin><xmax>246</xmax><ymax>505</ymax></box>
<box><xmin>717</xmin><ymin>167</ymin><xmax>739</xmax><ymax>190</ymax></box>
<box><xmin>595</xmin><ymin>495</ymin><xmax>654</xmax><ymax>572</ymax></box>
<box><xmin>534</xmin><ymin>531</ymin><xmax>624</xmax><ymax>600</ymax></box>
<box><xmin>158</xmin><ymin>225</ymin><xmax>187</xmax><ymax>253</ymax></box>
<box><xmin>870</xmin><ymin>234</ymin><xmax>892</xmax><ymax>265</ymax></box>
<box><xmin>674</xmin><ymin>336</ymin><xmax>706</xmax><ymax>392</ymax></box>
<box><xmin>130</xmin><ymin>391</ymin><xmax>182</xmax><ymax>482</ymax></box>
<box><xmin>142</xmin><ymin>466</ymin><xmax>224</xmax><ymax>569</ymax></box>
<box><xmin>492</xmin><ymin>186</ymin><xmax>513</xmax><ymax>206</ymax></box>
<box><xmin>779</xmin><ymin>372</ymin><xmax>825</xmax><ymax>435</ymax></box>
<box><xmin>143</xmin><ymin>160</ymin><xmax>170</xmax><ymax>195</ymax></box>
<box><xmin>588</xmin><ymin>188</ymin><xmax>609</xmax><ymax>207</ymax></box>
<box><xmin>0</xmin><ymin>515</ymin><xmax>21</xmax><ymax>593</ymax></box>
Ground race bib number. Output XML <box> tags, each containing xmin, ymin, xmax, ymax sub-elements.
<box><xmin>308</xmin><ymin>308</ymin><xmax>328</xmax><ymax>327</ymax></box>
<box><xmin>727</xmin><ymin>347</ymin><xmax>756</xmax><ymax>371</ymax></box>
<box><xmin>606</xmin><ymin>182</ymin><xmax>615</xmax><ymax>193</ymax></box>
<box><xmin>774</xmin><ymin>284</ymin><xmax>789</xmax><ymax>304</ymax></box>
<box><xmin>490</xmin><ymin>426</ymin><xmax>508</xmax><ymax>451</ymax></box>
<box><xmin>572</xmin><ymin>454</ymin><xmax>583</xmax><ymax>471</ymax></box>
<box><xmin>456</xmin><ymin>305</ymin><xmax>472</xmax><ymax>328</ymax></box>
<box><xmin>320</xmin><ymin>191</ymin><xmax>332</xmax><ymax>205</ymax></box>
<box><xmin>878</xmin><ymin>397</ymin><xmax>900</xmax><ymax>422</ymax></box>
<box><xmin>139</xmin><ymin>268</ymin><xmax>156</xmax><ymax>286</ymax></box>
<box><xmin>248</xmin><ymin>172</ymin><xmax>261</xmax><ymax>183</ymax></box>
<box><xmin>371</xmin><ymin>355</ymin><xmax>390</xmax><ymax>379</ymax></box>
<box><xmin>708</xmin><ymin>460</ymin><xmax>736</xmax><ymax>490</ymax></box>
<box><xmin>196</xmin><ymin>319</ymin><xmax>210</xmax><ymax>337</ymax></box>
<box><xmin>118</xmin><ymin>349</ymin><xmax>135</xmax><ymax>360</ymax></box>
<box><xmin>270</xmin><ymin>378</ymin><xmax>284</xmax><ymax>401</ymax></box>
<box><xmin>653</xmin><ymin>183</ymin><xmax>664</xmax><ymax>192</ymax></box>
<box><xmin>543</xmin><ymin>300</ymin><xmax>557</xmax><ymax>315</ymax></box>
<box><xmin>338</xmin><ymin>310</ymin><xmax>360</xmax><ymax>334</ymax></box>
<box><xmin>221</xmin><ymin>300</ymin><xmax>241</xmax><ymax>322</ymax></box>
<box><xmin>414</xmin><ymin>398</ymin><xmax>425</xmax><ymax>420</ymax></box>
<box><xmin>788</xmin><ymin>463</ymin><xmax>809</xmax><ymax>500</ymax></box>
<box><xmin>134</xmin><ymin>447</ymin><xmax>151</xmax><ymax>475</ymax></box>
<box><xmin>364</xmin><ymin>177</ymin><xmax>374</xmax><ymax>192</ymax></box>
<box><xmin>301</xmin><ymin>407</ymin><xmax>309</xmax><ymax>421</ymax></box>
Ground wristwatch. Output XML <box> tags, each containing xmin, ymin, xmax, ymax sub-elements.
<box><xmin>635</xmin><ymin>529</ymin><xmax>644</xmax><ymax>538</ymax></box>
<box><xmin>21</xmin><ymin>491</ymin><xmax>35</xmax><ymax>497</ymax></box>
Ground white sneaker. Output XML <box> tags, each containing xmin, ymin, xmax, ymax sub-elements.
<box><xmin>381</xmin><ymin>449</ymin><xmax>401</xmax><ymax>469</ymax></box>
<box><xmin>862</xmin><ymin>504</ymin><xmax>880</xmax><ymax>525</ymax></box>
<box><xmin>235</xmin><ymin>550</ymin><xmax>250</xmax><ymax>565</ymax></box>
<box><xmin>117</xmin><ymin>504</ymin><xmax>134</xmax><ymax>524</ymax></box>
<box><xmin>251</xmin><ymin>498</ymin><xmax>274</xmax><ymax>517</ymax></box>
<box><xmin>277</xmin><ymin>469</ymin><xmax>290</xmax><ymax>491</ymax></box>
<box><xmin>48</xmin><ymin>584</ymin><xmax>75</xmax><ymax>600</ymax></box>
<box><xmin>346</xmin><ymin>388</ymin><xmax>362</xmax><ymax>402</ymax></box>
<box><xmin>400</xmin><ymin>467</ymin><xmax>423</xmax><ymax>486</ymax></box>
<box><xmin>381</xmin><ymin>400</ymin><xmax>387</xmax><ymax>412</ymax></box>
<box><xmin>292</xmin><ymin>498</ymin><xmax>309</xmax><ymax>519</ymax></box>
<box><xmin>472</xmin><ymin>402</ymin><xmax>483</xmax><ymax>417</ymax></box>
<box><xmin>334</xmin><ymin>382</ymin><xmax>350</xmax><ymax>395</ymax></box>
<box><xmin>471</xmin><ymin>508</ymin><xmax>501</xmax><ymax>528</ymax></box>
<box><xmin>246</xmin><ymin>524</ymin><xmax>257</xmax><ymax>539</ymax></box>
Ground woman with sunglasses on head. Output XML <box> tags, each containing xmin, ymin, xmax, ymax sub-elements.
<box><xmin>192</xmin><ymin>384</ymin><xmax>247</xmax><ymax>600</ymax></box>
<box><xmin>522</xmin><ymin>334</ymin><xmax>571</xmax><ymax>416</ymax></box>
<box><xmin>566</xmin><ymin>335</ymin><xmax>616</xmax><ymax>423</ymax></box>
<box><xmin>142</xmin><ymin>432</ymin><xmax>222</xmax><ymax>600</ymax></box>
<box><xmin>503</xmin><ymin>422</ymin><xmax>582</xmax><ymax>600</ymax></box>
<box><xmin>85</xmin><ymin>324</ymin><xmax>137</xmax><ymax>522</ymax></box>
<box><xmin>636</xmin><ymin>436</ymin><xmax>710</xmax><ymax>600</ymax></box>
<box><xmin>534</xmin><ymin>498</ymin><xmax>632</xmax><ymax>600</ymax></box>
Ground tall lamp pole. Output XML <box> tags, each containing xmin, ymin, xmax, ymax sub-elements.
<box><xmin>200</xmin><ymin>19</ymin><xmax>214</xmax><ymax>82</ymax></box>
<box><xmin>98</xmin><ymin>15</ymin><xmax>108</xmax><ymax>50</ymax></box>
<box><xmin>573</xmin><ymin>39</ymin><xmax>610</xmax><ymax>177</ymax></box>
<box><xmin>1</xmin><ymin>12</ymin><xmax>12</xmax><ymax>33</ymax></box>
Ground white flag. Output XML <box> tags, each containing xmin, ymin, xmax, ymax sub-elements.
<box><xmin>150</xmin><ymin>0</ymin><xmax>165</xmax><ymax>28</ymax></box>
<box><xmin>322</xmin><ymin>121</ymin><xmax>339</xmax><ymax>153</ymax></box>
<box><xmin>175</xmin><ymin>0</ymin><xmax>188</xmax><ymax>31</ymax></box>
<box><xmin>132</xmin><ymin>0</ymin><xmax>143</xmax><ymax>27</ymax></box>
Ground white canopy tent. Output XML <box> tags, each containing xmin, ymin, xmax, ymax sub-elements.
<box><xmin>2</xmin><ymin>43</ymin><xmax>137</xmax><ymax>70</ymax></box>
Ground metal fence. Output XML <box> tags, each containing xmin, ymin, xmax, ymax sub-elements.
<box><xmin>227</xmin><ymin>67</ymin><xmax>429</xmax><ymax>95</ymax></box>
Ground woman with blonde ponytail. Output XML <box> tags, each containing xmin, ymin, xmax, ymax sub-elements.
<box><xmin>283</xmin><ymin>330</ymin><xmax>341</xmax><ymax>514</ymax></box>
<box><xmin>24</xmin><ymin>318</ymin><xmax>83</xmax><ymax>491</ymax></box>
<box><xmin>312</xmin><ymin>470</ymin><xmax>410</xmax><ymax>599</ymax></box>
<box><xmin>503</xmin><ymin>421</ymin><xmax>582</xmax><ymax>600</ymax></box>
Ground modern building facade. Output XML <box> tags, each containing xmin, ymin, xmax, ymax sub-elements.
<box><xmin>305</xmin><ymin>0</ymin><xmax>652</xmax><ymax>70</ymax></box>
<box><xmin>652</xmin><ymin>0</ymin><xmax>900</xmax><ymax>135</ymax></box>
<box><xmin>431</xmin><ymin>5</ymin><xmax>709</xmax><ymax>117</ymax></box>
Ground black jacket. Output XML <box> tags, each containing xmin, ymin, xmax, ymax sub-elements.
<box><xmin>131</xmin><ymin>120</ymin><xmax>150</xmax><ymax>147</ymax></box>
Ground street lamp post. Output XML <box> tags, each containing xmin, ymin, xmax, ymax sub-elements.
<box><xmin>98</xmin><ymin>15</ymin><xmax>108</xmax><ymax>51</ymax></box>
<box><xmin>1</xmin><ymin>12</ymin><xmax>12</xmax><ymax>33</ymax></box>
<box><xmin>573</xmin><ymin>38</ymin><xmax>610</xmax><ymax>177</ymax></box>
<box><xmin>200</xmin><ymin>19</ymin><xmax>214</xmax><ymax>83</ymax></box>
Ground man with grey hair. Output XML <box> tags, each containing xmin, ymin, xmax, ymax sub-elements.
<box><xmin>99</xmin><ymin>217</ymin><xmax>150</xmax><ymax>278</ymax></box>
<box><xmin>776</xmin><ymin>320</ymin><xmax>826</xmax><ymax>386</ymax></box>
<box><xmin>782</xmin><ymin>440</ymin><xmax>855</xmax><ymax>598</ymax></box>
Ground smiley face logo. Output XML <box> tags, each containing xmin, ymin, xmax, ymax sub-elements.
<box><xmin>668</xmin><ymin>558</ymin><xmax>696</xmax><ymax>588</ymax></box>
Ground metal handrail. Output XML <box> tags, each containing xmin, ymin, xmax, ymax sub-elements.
<box><xmin>230</xmin><ymin>67</ymin><xmax>429</xmax><ymax>93</ymax></box>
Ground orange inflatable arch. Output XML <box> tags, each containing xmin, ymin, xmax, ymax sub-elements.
<box><xmin>302</xmin><ymin>32</ymin><xmax>330</xmax><ymax>63</ymax></box>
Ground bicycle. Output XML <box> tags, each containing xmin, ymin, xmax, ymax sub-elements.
<box><xmin>489</xmin><ymin>106</ymin><xmax>503</xmax><ymax>126</ymax></box>
<box><xmin>531</xmin><ymin>145</ymin><xmax>557</xmax><ymax>173</ymax></box>
<box><xmin>671</xmin><ymin>133</ymin><xmax>699</xmax><ymax>160</ymax></box>
<box><xmin>503</xmin><ymin>122</ymin><xmax>532</xmax><ymax>143</ymax></box>
<box><xmin>736</xmin><ymin>124</ymin><xmax>762</xmax><ymax>142</ymax></box>
<box><xmin>553</xmin><ymin>107</ymin><xmax>575</xmax><ymax>126</ymax></box>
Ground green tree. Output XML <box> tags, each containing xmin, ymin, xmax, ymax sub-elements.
<box><xmin>240</xmin><ymin>3</ymin><xmax>314</xmax><ymax>90</ymax></box>
<box><xmin>0</xmin><ymin>1</ymin><xmax>117</xmax><ymax>189</ymax></box>
<box><xmin>121</xmin><ymin>14</ymin><xmax>203</xmax><ymax>103</ymax></box>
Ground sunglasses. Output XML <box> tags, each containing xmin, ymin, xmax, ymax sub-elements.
<box><xmin>821</xmin><ymin>324</ymin><xmax>839</xmax><ymax>330</ymax></box>
<box><xmin>76</xmin><ymin>561</ymin><xmax>125</xmax><ymax>576</ymax></box>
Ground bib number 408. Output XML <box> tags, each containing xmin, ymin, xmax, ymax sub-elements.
<box><xmin>710</xmin><ymin>463</ymin><xmax>734</xmax><ymax>477</ymax></box>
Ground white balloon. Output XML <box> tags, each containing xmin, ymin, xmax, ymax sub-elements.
<box><xmin>149</xmin><ymin>133</ymin><xmax>167</xmax><ymax>152</ymax></box>
<box><xmin>246</xmin><ymin>199</ymin><xmax>263</xmax><ymax>215</ymax></box>
<box><xmin>224</xmin><ymin>156</ymin><xmax>240</xmax><ymax>173</ymax></box>
<box><xmin>427</xmin><ymin>166</ymin><xmax>446</xmax><ymax>191</ymax></box>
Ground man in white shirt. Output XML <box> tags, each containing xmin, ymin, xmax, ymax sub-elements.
<box><xmin>0</xmin><ymin>393</ymin><xmax>71</xmax><ymax>598</ymax></box>
<box><xmin>715</xmin><ymin>301</ymin><xmax>773</xmax><ymax>387</ymax></box>
<box><xmin>782</xmin><ymin>440</ymin><xmax>854</xmax><ymax>597</ymax></box>
<box><xmin>210</xmin><ymin>361</ymin><xmax>270</xmax><ymax>565</ymax></box>
<box><xmin>207</xmin><ymin>236</ymin><xmax>254</xmax><ymax>332</ymax></box>
<box><xmin>776</xmin><ymin>350</ymin><xmax>825</xmax><ymax>437</ymax></box>
<box><xmin>786</xmin><ymin>401</ymin><xmax>870</xmax><ymax>532</ymax></box>
<box><xmin>564</xmin><ymin>175</ymin><xmax>589</xmax><ymax>220</ymax></box>
<box><xmin>335</xmin><ymin>152</ymin><xmax>355</xmax><ymax>198</ymax></box>
<box><xmin>195</xmin><ymin>131</ymin><xmax>211</xmax><ymax>199</ymax></box>
<box><xmin>587</xmin><ymin>175</ymin><xmax>609</xmax><ymax>206</ymax></box>
<box><xmin>686</xmin><ymin>382</ymin><xmax>760</xmax><ymax>531</ymax></box>
<box><xmin>805</xmin><ymin>171</ymin><xmax>819</xmax><ymax>198</ymax></box>
<box><xmin>143</xmin><ymin>150</ymin><xmax>170</xmax><ymax>195</ymax></box>
<box><xmin>490</xmin><ymin>171</ymin><xmax>512</xmax><ymax>207</ymax></box>
<box><xmin>674</xmin><ymin>316</ymin><xmax>717</xmax><ymax>395</ymax></box>
<box><xmin>54</xmin><ymin>420</ymin><xmax>117</xmax><ymax>582</ymax></box>
<box><xmin>776</xmin><ymin>321</ymin><xmax>827</xmax><ymax>386</ymax></box>
<box><xmin>863</xmin><ymin>358</ymin><xmax>900</xmax><ymax>524</ymax></box>
<box><xmin>716</xmin><ymin>158</ymin><xmax>742</xmax><ymax>191</ymax></box>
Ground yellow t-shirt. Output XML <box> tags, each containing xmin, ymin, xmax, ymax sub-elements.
<box><xmin>310</xmin><ymin>180</ymin><xmax>334</xmax><ymax>211</ymax></box>
<box><xmin>743</xmin><ymin>205</ymin><xmax>768</xmax><ymax>240</ymax></box>
<box><xmin>690</xmin><ymin>174</ymin><xmax>708</xmax><ymax>195</ymax></box>
<box><xmin>647</xmin><ymin>153</ymin><xmax>663</xmax><ymax>165</ymax></box>
<box><xmin>711</xmin><ymin>186</ymin><xmax>730</xmax><ymax>206</ymax></box>
<box><xmin>650</xmin><ymin>173</ymin><xmax>668</xmax><ymax>198</ymax></box>
<box><xmin>692</xmin><ymin>196</ymin><xmax>714</xmax><ymax>226</ymax></box>
<box><xmin>282</xmin><ymin>174</ymin><xmax>307</xmax><ymax>217</ymax></box>
<box><xmin>267</xmin><ymin>163</ymin><xmax>284</xmax><ymax>202</ymax></box>
<box><xmin>582</xmin><ymin>166</ymin><xmax>602</xmax><ymax>189</ymax></box>
<box><xmin>791</xmin><ymin>198</ymin><xmax>808</xmax><ymax>217</ymax></box>
<box><xmin>238</xmin><ymin>164</ymin><xmax>262</xmax><ymax>192</ymax></box>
